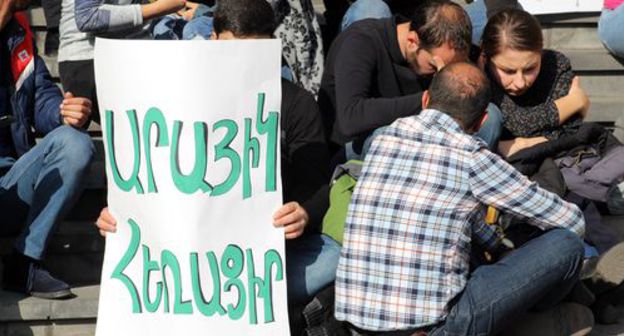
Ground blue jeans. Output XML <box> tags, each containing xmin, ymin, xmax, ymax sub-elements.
<box><xmin>340</xmin><ymin>0</ymin><xmax>508</xmax><ymax>45</ymax></box>
<box><xmin>152</xmin><ymin>14</ymin><xmax>213</xmax><ymax>40</ymax></box>
<box><xmin>0</xmin><ymin>126</ymin><xmax>94</xmax><ymax>260</ymax></box>
<box><xmin>286</xmin><ymin>234</ymin><xmax>341</xmax><ymax>304</ymax></box>
<box><xmin>428</xmin><ymin>229</ymin><xmax>583</xmax><ymax>335</ymax></box>
<box><xmin>347</xmin><ymin>104</ymin><xmax>504</xmax><ymax>161</ymax></box>
<box><xmin>464</xmin><ymin>0</ymin><xmax>488</xmax><ymax>46</ymax></box>
<box><xmin>341</xmin><ymin>0</ymin><xmax>391</xmax><ymax>31</ymax></box>
<box><xmin>599</xmin><ymin>6</ymin><xmax>624</xmax><ymax>58</ymax></box>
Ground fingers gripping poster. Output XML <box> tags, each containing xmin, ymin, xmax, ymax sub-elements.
<box><xmin>94</xmin><ymin>38</ymin><xmax>288</xmax><ymax>335</ymax></box>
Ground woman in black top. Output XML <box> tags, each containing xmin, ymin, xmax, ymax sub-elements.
<box><xmin>479</xmin><ymin>9</ymin><xmax>590</xmax><ymax>158</ymax></box>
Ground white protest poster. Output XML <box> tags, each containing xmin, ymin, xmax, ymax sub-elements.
<box><xmin>519</xmin><ymin>0</ymin><xmax>602</xmax><ymax>14</ymax></box>
<box><xmin>93</xmin><ymin>38</ymin><xmax>289</xmax><ymax>335</ymax></box>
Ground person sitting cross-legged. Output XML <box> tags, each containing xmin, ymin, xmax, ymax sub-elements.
<box><xmin>335</xmin><ymin>62</ymin><xmax>593</xmax><ymax>335</ymax></box>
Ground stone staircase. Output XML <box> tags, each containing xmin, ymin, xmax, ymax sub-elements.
<box><xmin>0</xmin><ymin>4</ymin><xmax>622</xmax><ymax>336</ymax></box>
<box><xmin>540</xmin><ymin>13</ymin><xmax>624</xmax><ymax>127</ymax></box>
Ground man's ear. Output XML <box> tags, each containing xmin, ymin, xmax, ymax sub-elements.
<box><xmin>406</xmin><ymin>31</ymin><xmax>420</xmax><ymax>53</ymax></box>
<box><xmin>422</xmin><ymin>90</ymin><xmax>430</xmax><ymax>109</ymax></box>
<box><xmin>210</xmin><ymin>32</ymin><xmax>217</xmax><ymax>40</ymax></box>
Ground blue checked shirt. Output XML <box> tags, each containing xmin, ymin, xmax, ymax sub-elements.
<box><xmin>335</xmin><ymin>109</ymin><xmax>585</xmax><ymax>331</ymax></box>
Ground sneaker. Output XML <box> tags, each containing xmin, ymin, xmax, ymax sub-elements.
<box><xmin>2</xmin><ymin>251</ymin><xmax>73</xmax><ymax>300</ymax></box>
<box><xmin>503</xmin><ymin>303</ymin><xmax>594</xmax><ymax>336</ymax></box>
<box><xmin>582</xmin><ymin>242</ymin><xmax>624</xmax><ymax>295</ymax></box>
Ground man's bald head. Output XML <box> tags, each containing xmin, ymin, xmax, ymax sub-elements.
<box><xmin>427</xmin><ymin>62</ymin><xmax>491</xmax><ymax>131</ymax></box>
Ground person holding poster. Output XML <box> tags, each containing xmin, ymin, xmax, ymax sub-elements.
<box><xmin>96</xmin><ymin>0</ymin><xmax>339</xmax><ymax>311</ymax></box>
<box><xmin>0</xmin><ymin>0</ymin><xmax>94</xmax><ymax>299</ymax></box>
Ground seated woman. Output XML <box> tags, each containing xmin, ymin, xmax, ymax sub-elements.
<box><xmin>479</xmin><ymin>8</ymin><xmax>590</xmax><ymax>158</ymax></box>
<box><xmin>479</xmin><ymin>9</ymin><xmax>624</xmax><ymax>324</ymax></box>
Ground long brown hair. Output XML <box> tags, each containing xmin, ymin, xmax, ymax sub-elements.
<box><xmin>481</xmin><ymin>9</ymin><xmax>543</xmax><ymax>58</ymax></box>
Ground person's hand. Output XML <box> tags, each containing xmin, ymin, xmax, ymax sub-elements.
<box><xmin>568</xmin><ymin>76</ymin><xmax>590</xmax><ymax>119</ymax></box>
<box><xmin>273</xmin><ymin>202</ymin><xmax>309</xmax><ymax>240</ymax></box>
<box><xmin>60</xmin><ymin>92</ymin><xmax>91</xmax><ymax>128</ymax></box>
<box><xmin>430</xmin><ymin>55</ymin><xmax>446</xmax><ymax>72</ymax></box>
<box><xmin>178</xmin><ymin>1</ymin><xmax>198</xmax><ymax>21</ymax></box>
<box><xmin>95</xmin><ymin>207</ymin><xmax>117</xmax><ymax>237</ymax></box>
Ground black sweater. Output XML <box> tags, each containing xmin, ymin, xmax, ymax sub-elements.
<box><xmin>318</xmin><ymin>17</ymin><xmax>425</xmax><ymax>146</ymax></box>
<box><xmin>281</xmin><ymin>79</ymin><xmax>330</xmax><ymax>227</ymax></box>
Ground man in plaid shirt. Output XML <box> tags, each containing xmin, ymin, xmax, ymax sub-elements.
<box><xmin>335</xmin><ymin>62</ymin><xmax>587</xmax><ymax>335</ymax></box>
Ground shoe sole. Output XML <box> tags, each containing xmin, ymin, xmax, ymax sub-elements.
<box><xmin>594</xmin><ymin>242</ymin><xmax>624</xmax><ymax>287</ymax></box>
<box><xmin>30</xmin><ymin>289</ymin><xmax>74</xmax><ymax>300</ymax></box>
<box><xmin>570</xmin><ymin>326</ymin><xmax>593</xmax><ymax>336</ymax></box>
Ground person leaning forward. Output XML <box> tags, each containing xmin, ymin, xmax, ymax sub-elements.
<box><xmin>335</xmin><ymin>62</ymin><xmax>591</xmax><ymax>335</ymax></box>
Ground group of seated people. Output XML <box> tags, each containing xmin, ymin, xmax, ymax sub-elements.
<box><xmin>2</xmin><ymin>0</ymin><xmax>624</xmax><ymax>335</ymax></box>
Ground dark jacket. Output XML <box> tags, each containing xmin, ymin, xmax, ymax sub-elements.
<box><xmin>1</xmin><ymin>13</ymin><xmax>63</xmax><ymax>158</ymax></box>
<box><xmin>318</xmin><ymin>17</ymin><xmax>424</xmax><ymax>146</ymax></box>
<box><xmin>281</xmin><ymin>80</ymin><xmax>331</xmax><ymax>229</ymax></box>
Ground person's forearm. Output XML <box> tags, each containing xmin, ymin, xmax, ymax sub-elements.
<box><xmin>141</xmin><ymin>0</ymin><xmax>185</xmax><ymax>21</ymax></box>
<box><xmin>498</xmin><ymin>136</ymin><xmax>548</xmax><ymax>158</ymax></box>
<box><xmin>554</xmin><ymin>91</ymin><xmax>584</xmax><ymax>124</ymax></box>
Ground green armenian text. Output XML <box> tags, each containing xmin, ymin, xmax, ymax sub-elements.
<box><xmin>105</xmin><ymin>93</ymin><xmax>279</xmax><ymax>199</ymax></box>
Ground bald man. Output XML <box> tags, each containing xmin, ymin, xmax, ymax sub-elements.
<box><xmin>335</xmin><ymin>63</ymin><xmax>591</xmax><ymax>335</ymax></box>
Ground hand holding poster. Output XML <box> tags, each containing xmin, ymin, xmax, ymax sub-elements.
<box><xmin>94</xmin><ymin>38</ymin><xmax>289</xmax><ymax>335</ymax></box>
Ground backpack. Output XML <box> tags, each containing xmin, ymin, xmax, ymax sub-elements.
<box><xmin>321</xmin><ymin>160</ymin><xmax>363</xmax><ymax>245</ymax></box>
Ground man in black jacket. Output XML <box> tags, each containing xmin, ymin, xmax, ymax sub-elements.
<box><xmin>319</xmin><ymin>0</ymin><xmax>472</xmax><ymax>151</ymax></box>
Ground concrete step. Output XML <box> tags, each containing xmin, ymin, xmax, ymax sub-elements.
<box><xmin>34</xmin><ymin>30</ymin><xmax>59</xmax><ymax>81</ymax></box>
<box><xmin>538</xmin><ymin>13</ymin><xmax>600</xmax><ymax>24</ymax></box>
<box><xmin>565</xmin><ymin>49</ymin><xmax>624</xmax><ymax>72</ymax></box>
<box><xmin>543</xmin><ymin>25</ymin><xmax>604</xmax><ymax>51</ymax></box>
<box><xmin>26</xmin><ymin>7</ymin><xmax>47</xmax><ymax>29</ymax></box>
<box><xmin>0</xmin><ymin>285</ymin><xmax>98</xmax><ymax>336</ymax></box>
<box><xmin>585</xmin><ymin>96</ymin><xmax>624</xmax><ymax>124</ymax></box>
<box><xmin>580</xmin><ymin>73</ymin><xmax>624</xmax><ymax>96</ymax></box>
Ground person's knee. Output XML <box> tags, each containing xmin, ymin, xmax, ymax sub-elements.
<box><xmin>598</xmin><ymin>11</ymin><xmax>624</xmax><ymax>57</ymax></box>
<box><xmin>342</xmin><ymin>0</ymin><xmax>391</xmax><ymax>30</ymax></box>
<box><xmin>47</xmin><ymin>126</ymin><xmax>95</xmax><ymax>169</ymax></box>
<box><xmin>182</xmin><ymin>17</ymin><xmax>213</xmax><ymax>40</ymax></box>
<box><xmin>485</xmin><ymin>103</ymin><xmax>503</xmax><ymax>126</ymax></box>
<box><xmin>350</xmin><ymin>0</ymin><xmax>391</xmax><ymax>13</ymax></box>
<box><xmin>546</xmin><ymin>228</ymin><xmax>585</xmax><ymax>263</ymax></box>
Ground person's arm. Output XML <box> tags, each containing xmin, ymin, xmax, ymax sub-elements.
<box><xmin>549</xmin><ymin>51</ymin><xmax>589</xmax><ymax>124</ymax></box>
<box><xmin>32</xmin><ymin>54</ymin><xmax>64</xmax><ymax>134</ymax></box>
<box><xmin>74</xmin><ymin>0</ymin><xmax>184</xmax><ymax>34</ymax></box>
<box><xmin>334</xmin><ymin>31</ymin><xmax>422</xmax><ymax>139</ymax></box>
<box><xmin>554</xmin><ymin>76</ymin><xmax>590</xmax><ymax>123</ymax></box>
<box><xmin>498</xmin><ymin>136</ymin><xmax>548</xmax><ymax>158</ymax></box>
<box><xmin>282</xmin><ymin>82</ymin><xmax>331</xmax><ymax>203</ymax></box>
<box><xmin>469</xmin><ymin>148</ymin><xmax>585</xmax><ymax>237</ymax></box>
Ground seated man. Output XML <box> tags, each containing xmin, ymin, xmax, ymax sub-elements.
<box><xmin>320</xmin><ymin>0</ymin><xmax>505</xmax><ymax>161</ymax></box>
<box><xmin>0</xmin><ymin>0</ymin><xmax>95</xmax><ymax>299</ymax></box>
<box><xmin>96</xmin><ymin>0</ymin><xmax>340</xmax><ymax>306</ymax></box>
<box><xmin>335</xmin><ymin>62</ymin><xmax>590</xmax><ymax>335</ymax></box>
<box><xmin>319</xmin><ymin>0</ymin><xmax>472</xmax><ymax>150</ymax></box>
